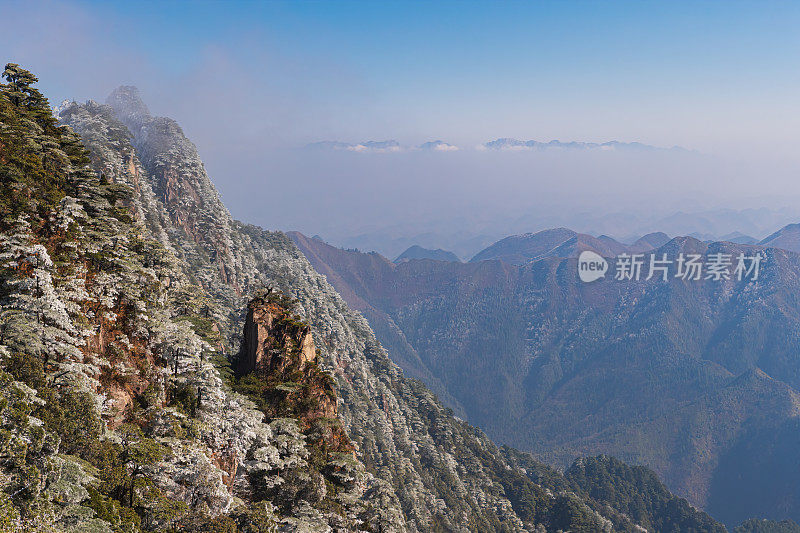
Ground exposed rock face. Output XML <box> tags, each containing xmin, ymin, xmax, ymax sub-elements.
<box><xmin>236</xmin><ymin>293</ymin><xmax>341</xmax><ymax>426</ymax></box>
<box><xmin>238</xmin><ymin>297</ymin><xmax>318</xmax><ymax>377</ymax></box>
<box><xmin>106</xmin><ymin>85</ymin><xmax>244</xmax><ymax>293</ymax></box>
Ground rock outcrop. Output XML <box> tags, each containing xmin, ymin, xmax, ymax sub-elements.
<box><xmin>238</xmin><ymin>294</ymin><xmax>318</xmax><ymax>377</ymax></box>
<box><xmin>235</xmin><ymin>292</ymin><xmax>343</xmax><ymax>434</ymax></box>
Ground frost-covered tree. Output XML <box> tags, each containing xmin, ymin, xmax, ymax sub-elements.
<box><xmin>0</xmin><ymin>221</ymin><xmax>82</xmax><ymax>366</ymax></box>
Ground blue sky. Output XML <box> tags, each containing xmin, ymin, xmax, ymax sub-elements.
<box><xmin>6</xmin><ymin>0</ymin><xmax>800</xmax><ymax>152</ymax></box>
<box><xmin>4</xmin><ymin>1</ymin><xmax>800</xmax><ymax>247</ymax></box>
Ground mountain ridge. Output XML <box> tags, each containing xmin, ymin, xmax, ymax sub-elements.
<box><xmin>482</xmin><ymin>137</ymin><xmax>689</xmax><ymax>152</ymax></box>
<box><xmin>289</xmin><ymin>226</ymin><xmax>800</xmax><ymax>527</ymax></box>
<box><xmin>468</xmin><ymin>228</ymin><xmax>671</xmax><ymax>264</ymax></box>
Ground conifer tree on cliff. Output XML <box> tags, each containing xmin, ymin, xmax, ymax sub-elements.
<box><xmin>3</xmin><ymin>63</ymin><xmax>54</xmax><ymax>124</ymax></box>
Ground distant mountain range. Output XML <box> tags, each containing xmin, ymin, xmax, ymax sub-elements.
<box><xmin>305</xmin><ymin>139</ymin><xmax>403</xmax><ymax>152</ymax></box>
<box><xmin>481</xmin><ymin>138</ymin><xmax>688</xmax><ymax>152</ymax></box>
<box><xmin>291</xmin><ymin>224</ymin><xmax>800</xmax><ymax>527</ymax></box>
<box><xmin>327</xmin><ymin>206</ymin><xmax>800</xmax><ymax>261</ymax></box>
<box><xmin>305</xmin><ymin>139</ymin><xmax>457</xmax><ymax>152</ymax></box>
<box><xmin>305</xmin><ymin>137</ymin><xmax>686</xmax><ymax>153</ymax></box>
<box><xmin>468</xmin><ymin>227</ymin><xmax>671</xmax><ymax>264</ymax></box>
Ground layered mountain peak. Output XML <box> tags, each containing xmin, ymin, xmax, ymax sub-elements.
<box><xmin>470</xmin><ymin>228</ymin><xmax>684</xmax><ymax>264</ymax></box>
<box><xmin>106</xmin><ymin>84</ymin><xmax>150</xmax><ymax>125</ymax></box>
<box><xmin>630</xmin><ymin>231</ymin><xmax>671</xmax><ymax>251</ymax></box>
<box><xmin>760</xmin><ymin>222</ymin><xmax>800</xmax><ymax>253</ymax></box>
<box><xmin>98</xmin><ymin>87</ymin><xmax>245</xmax><ymax>293</ymax></box>
<box><xmin>394</xmin><ymin>244</ymin><xmax>461</xmax><ymax>263</ymax></box>
<box><xmin>470</xmin><ymin>227</ymin><xmax>634</xmax><ymax>264</ymax></box>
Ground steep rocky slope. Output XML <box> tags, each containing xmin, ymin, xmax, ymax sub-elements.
<box><xmin>1</xmin><ymin>64</ymin><xmax>403</xmax><ymax>532</ymax></box>
<box><xmin>290</xmin><ymin>229</ymin><xmax>800</xmax><ymax>527</ymax></box>
<box><xmin>286</xmin><ymin>231</ymin><xmax>462</xmax><ymax>414</ymax></box>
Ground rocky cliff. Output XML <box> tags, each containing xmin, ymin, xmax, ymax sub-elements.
<box><xmin>238</xmin><ymin>295</ymin><xmax>319</xmax><ymax>378</ymax></box>
<box><xmin>2</xmin><ymin>65</ymin><xmax>403</xmax><ymax>532</ymax></box>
